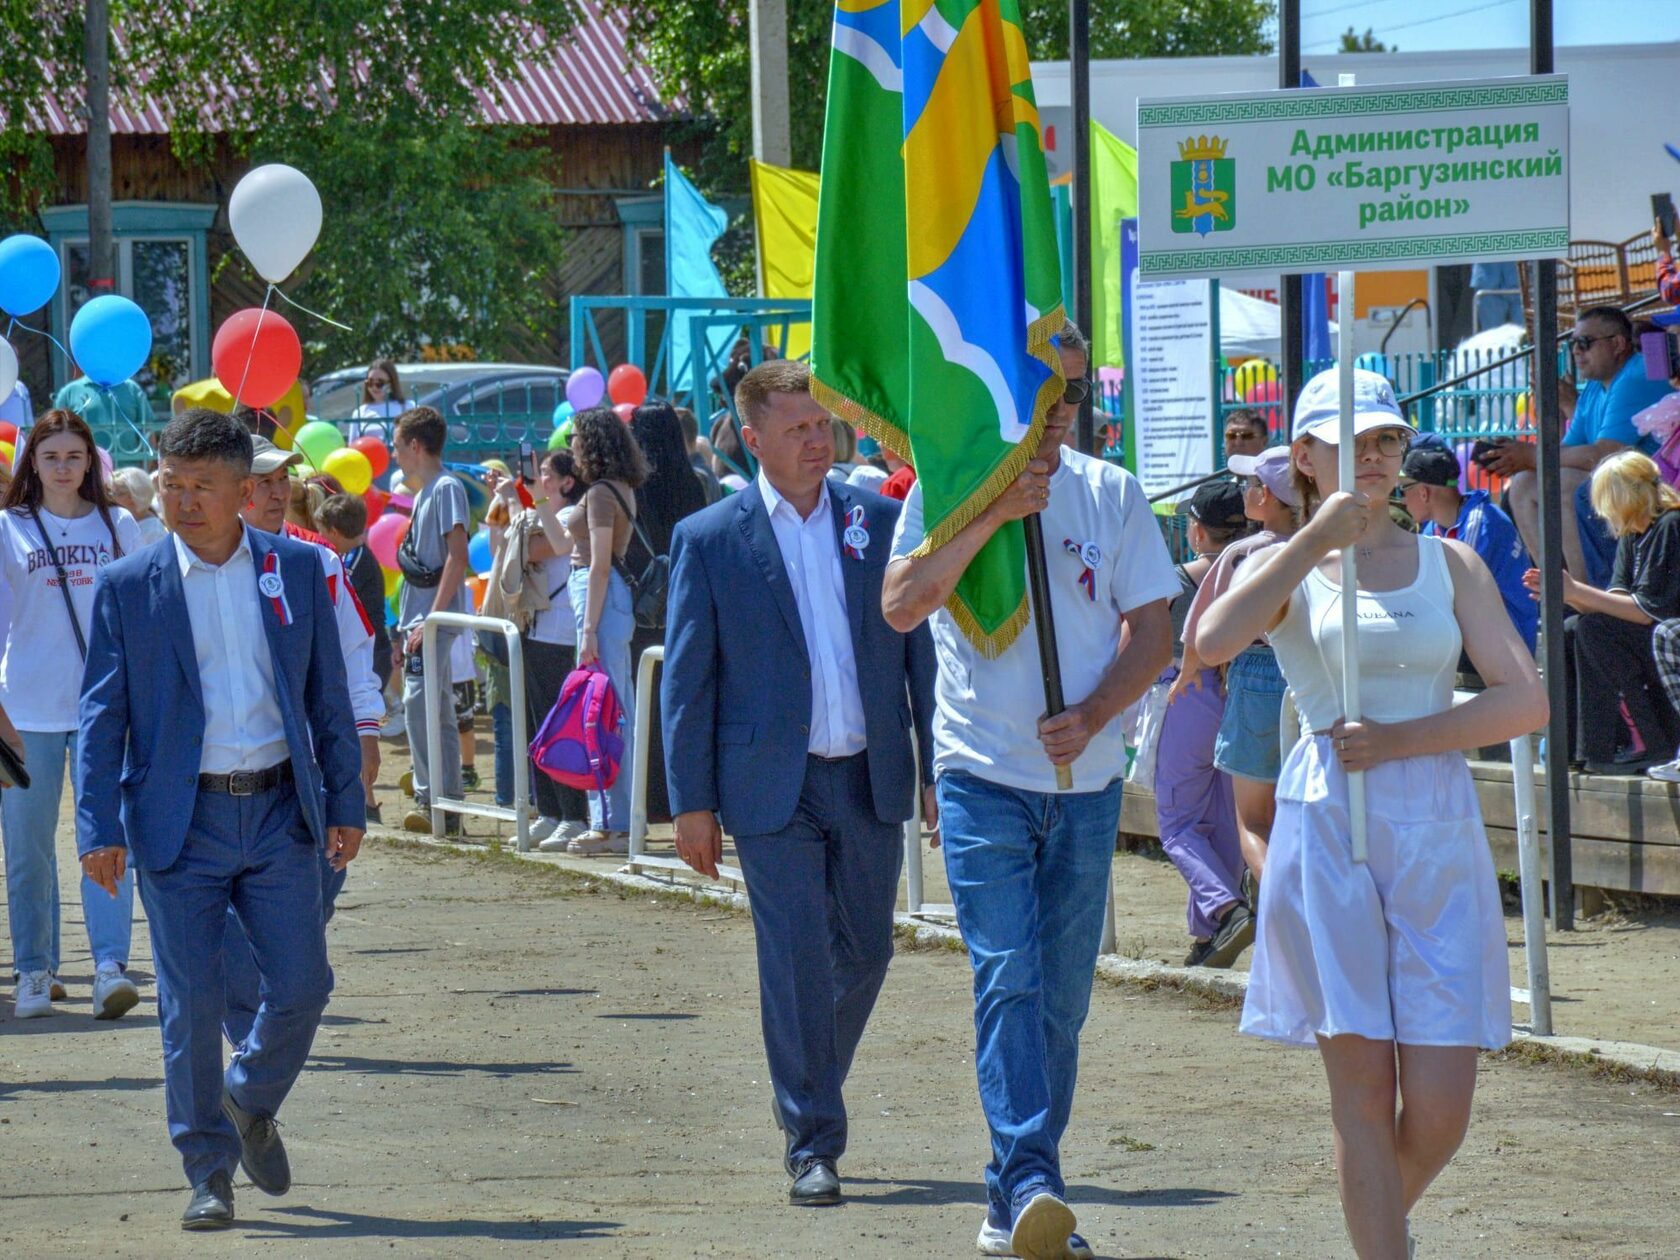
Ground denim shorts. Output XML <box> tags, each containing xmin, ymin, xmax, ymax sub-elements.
<box><xmin>1213</xmin><ymin>645</ymin><xmax>1286</xmax><ymax>783</ymax></box>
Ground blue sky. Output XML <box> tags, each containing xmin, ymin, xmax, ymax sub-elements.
<box><xmin>1299</xmin><ymin>0</ymin><xmax>1680</xmax><ymax>53</ymax></box>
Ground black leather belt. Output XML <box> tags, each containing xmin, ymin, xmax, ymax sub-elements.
<box><xmin>199</xmin><ymin>760</ymin><xmax>293</xmax><ymax>797</ymax></box>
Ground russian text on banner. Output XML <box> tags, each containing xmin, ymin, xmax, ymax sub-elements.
<box><xmin>812</xmin><ymin>0</ymin><xmax>1066</xmax><ymax>656</ymax></box>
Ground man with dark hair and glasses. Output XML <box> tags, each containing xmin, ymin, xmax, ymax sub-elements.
<box><xmin>1484</xmin><ymin>304</ymin><xmax>1670</xmax><ymax>585</ymax></box>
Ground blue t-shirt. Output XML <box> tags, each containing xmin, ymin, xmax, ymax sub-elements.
<box><xmin>1562</xmin><ymin>355</ymin><xmax>1669</xmax><ymax>454</ymax></box>
<box><xmin>1423</xmin><ymin>489</ymin><xmax>1537</xmax><ymax>653</ymax></box>
<box><xmin>52</xmin><ymin>377</ymin><xmax>151</xmax><ymax>437</ymax></box>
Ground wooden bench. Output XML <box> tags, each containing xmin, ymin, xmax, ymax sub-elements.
<box><xmin>1121</xmin><ymin>761</ymin><xmax>1680</xmax><ymax>899</ymax></box>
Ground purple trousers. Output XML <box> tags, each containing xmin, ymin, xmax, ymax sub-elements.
<box><xmin>1152</xmin><ymin>667</ymin><xmax>1243</xmax><ymax>938</ymax></box>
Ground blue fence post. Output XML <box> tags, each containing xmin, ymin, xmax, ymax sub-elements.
<box><xmin>1415</xmin><ymin>358</ymin><xmax>1437</xmax><ymax>434</ymax></box>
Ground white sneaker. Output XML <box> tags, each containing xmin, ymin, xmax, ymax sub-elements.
<box><xmin>14</xmin><ymin>970</ymin><xmax>53</xmax><ymax>1019</ymax></box>
<box><xmin>537</xmin><ymin>820</ymin><xmax>588</xmax><ymax>853</ymax></box>
<box><xmin>566</xmin><ymin>830</ymin><xmax>628</xmax><ymax>856</ymax></box>
<box><xmin>381</xmin><ymin>708</ymin><xmax>406</xmax><ymax>739</ymax></box>
<box><xmin>529</xmin><ymin>816</ymin><xmax>561</xmax><ymax>844</ymax></box>
<box><xmin>978</xmin><ymin>1213</ymin><xmax>1093</xmax><ymax>1259</ymax></box>
<box><xmin>1647</xmin><ymin>758</ymin><xmax>1680</xmax><ymax>783</ymax></box>
<box><xmin>92</xmin><ymin>961</ymin><xmax>140</xmax><ymax>1021</ymax></box>
<box><xmin>1010</xmin><ymin>1193</ymin><xmax>1077</xmax><ymax>1260</ymax></box>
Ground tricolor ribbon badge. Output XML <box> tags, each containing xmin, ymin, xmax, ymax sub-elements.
<box><xmin>842</xmin><ymin>505</ymin><xmax>870</xmax><ymax>560</ymax></box>
<box><xmin>1063</xmin><ymin>538</ymin><xmax>1101</xmax><ymax>601</ymax></box>
<box><xmin>259</xmin><ymin>552</ymin><xmax>294</xmax><ymax>626</ymax></box>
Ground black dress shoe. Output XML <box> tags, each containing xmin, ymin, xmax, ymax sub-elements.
<box><xmin>222</xmin><ymin>1089</ymin><xmax>290</xmax><ymax>1196</ymax></box>
<box><xmin>181</xmin><ymin>1170</ymin><xmax>234</xmax><ymax>1230</ymax></box>
<box><xmin>789</xmin><ymin>1157</ymin><xmax>842</xmax><ymax>1206</ymax></box>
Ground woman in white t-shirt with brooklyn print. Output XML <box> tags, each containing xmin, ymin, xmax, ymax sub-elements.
<box><xmin>0</xmin><ymin>409</ymin><xmax>143</xmax><ymax>1021</ymax></box>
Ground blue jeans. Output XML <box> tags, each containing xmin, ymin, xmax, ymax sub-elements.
<box><xmin>223</xmin><ymin>851</ymin><xmax>346</xmax><ymax>1052</ymax></box>
<box><xmin>491</xmin><ymin>701</ymin><xmax>514</xmax><ymax>808</ymax></box>
<box><xmin>567</xmin><ymin>567</ymin><xmax>635</xmax><ymax>832</ymax></box>
<box><xmin>2</xmin><ymin>728</ymin><xmax>134</xmax><ymax>974</ymax></box>
<box><xmin>938</xmin><ymin>768</ymin><xmax>1123</xmax><ymax>1227</ymax></box>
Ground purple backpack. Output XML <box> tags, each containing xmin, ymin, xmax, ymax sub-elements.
<box><xmin>530</xmin><ymin>664</ymin><xmax>624</xmax><ymax>793</ymax></box>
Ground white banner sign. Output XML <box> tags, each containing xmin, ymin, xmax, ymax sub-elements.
<box><xmin>1130</xmin><ymin>278</ymin><xmax>1216</xmax><ymax>498</ymax></box>
<box><xmin>1137</xmin><ymin>75</ymin><xmax>1569</xmax><ymax>278</ymax></box>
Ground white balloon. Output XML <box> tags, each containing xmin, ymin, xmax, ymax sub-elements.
<box><xmin>229</xmin><ymin>164</ymin><xmax>323</xmax><ymax>284</ymax></box>
<box><xmin>0</xmin><ymin>340</ymin><xmax>16</xmax><ymax>407</ymax></box>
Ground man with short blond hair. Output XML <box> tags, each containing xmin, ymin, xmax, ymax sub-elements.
<box><xmin>663</xmin><ymin>358</ymin><xmax>936</xmax><ymax>1207</ymax></box>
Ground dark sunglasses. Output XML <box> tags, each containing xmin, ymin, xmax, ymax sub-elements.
<box><xmin>1568</xmin><ymin>333</ymin><xmax>1617</xmax><ymax>352</ymax></box>
<box><xmin>1062</xmin><ymin>378</ymin><xmax>1091</xmax><ymax>406</ymax></box>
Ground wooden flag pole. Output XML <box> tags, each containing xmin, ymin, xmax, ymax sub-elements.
<box><xmin>1023</xmin><ymin>512</ymin><xmax>1074</xmax><ymax>791</ymax></box>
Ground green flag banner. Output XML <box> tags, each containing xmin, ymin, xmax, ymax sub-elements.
<box><xmin>811</xmin><ymin>0</ymin><xmax>1065</xmax><ymax>656</ymax></box>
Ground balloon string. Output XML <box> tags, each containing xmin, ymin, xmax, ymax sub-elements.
<box><xmin>229</xmin><ymin>288</ymin><xmax>273</xmax><ymax>414</ymax></box>
<box><xmin>8</xmin><ymin>319</ymin><xmax>74</xmax><ymax>373</ymax></box>
<box><xmin>269</xmin><ymin>284</ymin><xmax>352</xmax><ymax>332</ymax></box>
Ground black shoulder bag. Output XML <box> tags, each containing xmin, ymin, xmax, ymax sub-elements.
<box><xmin>26</xmin><ymin>508</ymin><xmax>123</xmax><ymax>661</ymax></box>
<box><xmin>598</xmin><ymin>483</ymin><xmax>669</xmax><ymax>632</ymax></box>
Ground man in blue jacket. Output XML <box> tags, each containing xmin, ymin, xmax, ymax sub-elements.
<box><xmin>662</xmin><ymin>359</ymin><xmax>936</xmax><ymax>1207</ymax></box>
<box><xmin>77</xmin><ymin>409</ymin><xmax>365</xmax><ymax>1230</ymax></box>
<box><xmin>1400</xmin><ymin>436</ymin><xmax>1538</xmax><ymax>654</ymax></box>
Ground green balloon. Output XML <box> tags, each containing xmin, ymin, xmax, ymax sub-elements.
<box><xmin>295</xmin><ymin>419</ymin><xmax>346</xmax><ymax>470</ymax></box>
<box><xmin>547</xmin><ymin>419</ymin><xmax>574</xmax><ymax>451</ymax></box>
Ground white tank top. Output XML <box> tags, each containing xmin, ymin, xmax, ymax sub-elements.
<box><xmin>1268</xmin><ymin>533</ymin><xmax>1461</xmax><ymax>733</ymax></box>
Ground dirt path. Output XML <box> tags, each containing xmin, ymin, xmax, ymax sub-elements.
<box><xmin>2</xmin><ymin>831</ymin><xmax>1677</xmax><ymax>1259</ymax></box>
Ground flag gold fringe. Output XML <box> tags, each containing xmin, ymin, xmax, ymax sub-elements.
<box><xmin>812</xmin><ymin>302</ymin><xmax>1070</xmax><ymax>659</ymax></box>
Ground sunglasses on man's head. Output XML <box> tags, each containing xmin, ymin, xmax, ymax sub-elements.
<box><xmin>1062</xmin><ymin>378</ymin><xmax>1091</xmax><ymax>406</ymax></box>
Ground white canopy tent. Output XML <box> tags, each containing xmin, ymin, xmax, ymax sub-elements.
<box><xmin>1218</xmin><ymin>285</ymin><xmax>1339</xmax><ymax>361</ymax></box>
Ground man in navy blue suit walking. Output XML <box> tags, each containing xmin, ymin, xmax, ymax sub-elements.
<box><xmin>77</xmin><ymin>409</ymin><xmax>365</xmax><ymax>1229</ymax></box>
<box><xmin>663</xmin><ymin>359</ymin><xmax>936</xmax><ymax>1206</ymax></box>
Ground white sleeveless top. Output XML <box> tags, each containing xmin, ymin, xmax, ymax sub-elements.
<box><xmin>1267</xmin><ymin>533</ymin><xmax>1460</xmax><ymax>733</ymax></box>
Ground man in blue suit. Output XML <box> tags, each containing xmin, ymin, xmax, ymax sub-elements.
<box><xmin>77</xmin><ymin>409</ymin><xmax>365</xmax><ymax>1230</ymax></box>
<box><xmin>663</xmin><ymin>359</ymin><xmax>936</xmax><ymax>1207</ymax></box>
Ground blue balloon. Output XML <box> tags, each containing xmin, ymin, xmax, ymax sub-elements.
<box><xmin>468</xmin><ymin>528</ymin><xmax>493</xmax><ymax>575</ymax></box>
<box><xmin>0</xmin><ymin>235</ymin><xmax>61</xmax><ymax>316</ymax></box>
<box><xmin>551</xmin><ymin>400</ymin><xmax>574</xmax><ymax>426</ymax></box>
<box><xmin>69</xmin><ymin>295</ymin><xmax>152</xmax><ymax>387</ymax></box>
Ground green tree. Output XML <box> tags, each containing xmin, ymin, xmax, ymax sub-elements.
<box><xmin>1339</xmin><ymin>25</ymin><xmax>1393</xmax><ymax>53</ymax></box>
<box><xmin>0</xmin><ymin>0</ymin><xmax>87</xmax><ymax>225</ymax></box>
<box><xmin>123</xmin><ymin>0</ymin><xmax>579</xmax><ymax>364</ymax></box>
<box><xmin>625</xmin><ymin>0</ymin><xmax>1275</xmax><ymax>184</ymax></box>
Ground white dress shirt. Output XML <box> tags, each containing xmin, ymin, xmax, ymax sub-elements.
<box><xmin>757</xmin><ymin>472</ymin><xmax>867</xmax><ymax>758</ymax></box>
<box><xmin>175</xmin><ymin>528</ymin><xmax>290</xmax><ymax>773</ymax></box>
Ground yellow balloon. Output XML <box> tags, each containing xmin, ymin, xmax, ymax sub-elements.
<box><xmin>321</xmin><ymin>446</ymin><xmax>374</xmax><ymax>495</ymax></box>
<box><xmin>1515</xmin><ymin>392</ymin><xmax>1531</xmax><ymax>420</ymax></box>
<box><xmin>0</xmin><ymin>440</ymin><xmax>13</xmax><ymax>467</ymax></box>
<box><xmin>1232</xmin><ymin>359</ymin><xmax>1279</xmax><ymax>399</ymax></box>
<box><xmin>383</xmin><ymin>566</ymin><xmax>403</xmax><ymax>599</ymax></box>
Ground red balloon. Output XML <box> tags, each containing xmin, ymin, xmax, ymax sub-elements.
<box><xmin>1242</xmin><ymin>380</ymin><xmax>1284</xmax><ymax>406</ymax></box>
<box><xmin>607</xmin><ymin>363</ymin><xmax>648</xmax><ymax>408</ymax></box>
<box><xmin>362</xmin><ymin>486</ymin><xmax>390</xmax><ymax>520</ymax></box>
<box><xmin>351</xmin><ymin>434</ymin><xmax>390</xmax><ymax>478</ymax></box>
<box><xmin>0</xmin><ymin>421</ymin><xmax>16</xmax><ymax>445</ymax></box>
<box><xmin>212</xmin><ymin>308</ymin><xmax>301</xmax><ymax>409</ymax></box>
<box><xmin>614</xmin><ymin>402</ymin><xmax>635</xmax><ymax>424</ymax></box>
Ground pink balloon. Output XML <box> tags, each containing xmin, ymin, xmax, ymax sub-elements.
<box><xmin>367</xmin><ymin>512</ymin><xmax>409</xmax><ymax>571</ymax></box>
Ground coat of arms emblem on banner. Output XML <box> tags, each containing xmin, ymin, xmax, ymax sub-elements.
<box><xmin>1170</xmin><ymin>135</ymin><xmax>1235</xmax><ymax>237</ymax></box>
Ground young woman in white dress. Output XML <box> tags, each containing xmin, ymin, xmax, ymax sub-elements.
<box><xmin>1196</xmin><ymin>369</ymin><xmax>1547</xmax><ymax>1260</ymax></box>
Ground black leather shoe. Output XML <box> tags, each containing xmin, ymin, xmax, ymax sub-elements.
<box><xmin>181</xmin><ymin>1170</ymin><xmax>234</xmax><ymax>1230</ymax></box>
<box><xmin>223</xmin><ymin>1089</ymin><xmax>290</xmax><ymax>1196</ymax></box>
<box><xmin>789</xmin><ymin>1157</ymin><xmax>842</xmax><ymax>1206</ymax></box>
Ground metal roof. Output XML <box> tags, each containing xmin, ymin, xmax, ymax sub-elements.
<box><xmin>29</xmin><ymin>1</ymin><xmax>675</xmax><ymax>136</ymax></box>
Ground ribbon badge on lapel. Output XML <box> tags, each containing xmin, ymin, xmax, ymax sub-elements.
<box><xmin>259</xmin><ymin>552</ymin><xmax>294</xmax><ymax>626</ymax></box>
<box><xmin>842</xmin><ymin>505</ymin><xmax>870</xmax><ymax>560</ymax></box>
<box><xmin>1062</xmin><ymin>538</ymin><xmax>1101</xmax><ymax>601</ymax></box>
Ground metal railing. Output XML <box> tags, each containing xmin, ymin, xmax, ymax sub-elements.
<box><xmin>420</xmin><ymin>611</ymin><xmax>532</xmax><ymax>851</ymax></box>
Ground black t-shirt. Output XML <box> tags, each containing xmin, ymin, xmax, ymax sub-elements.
<box><xmin>345</xmin><ymin>543</ymin><xmax>393</xmax><ymax>673</ymax></box>
<box><xmin>1610</xmin><ymin>508</ymin><xmax>1680</xmax><ymax>622</ymax></box>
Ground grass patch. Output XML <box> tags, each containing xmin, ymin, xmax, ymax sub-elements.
<box><xmin>1107</xmin><ymin>1134</ymin><xmax>1156</xmax><ymax>1152</ymax></box>
<box><xmin>1491</xmin><ymin>1039</ymin><xmax>1680</xmax><ymax>1093</ymax></box>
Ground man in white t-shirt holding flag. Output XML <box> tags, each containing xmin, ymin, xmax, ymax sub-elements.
<box><xmin>883</xmin><ymin>323</ymin><xmax>1175</xmax><ymax>1257</ymax></box>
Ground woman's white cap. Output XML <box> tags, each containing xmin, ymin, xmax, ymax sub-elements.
<box><xmin>1291</xmin><ymin>367</ymin><xmax>1409</xmax><ymax>444</ymax></box>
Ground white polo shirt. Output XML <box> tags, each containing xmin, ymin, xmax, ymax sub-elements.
<box><xmin>890</xmin><ymin>448</ymin><xmax>1178</xmax><ymax>792</ymax></box>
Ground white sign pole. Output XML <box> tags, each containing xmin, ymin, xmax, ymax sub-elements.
<box><xmin>1337</xmin><ymin>266</ymin><xmax>1368</xmax><ymax>864</ymax></box>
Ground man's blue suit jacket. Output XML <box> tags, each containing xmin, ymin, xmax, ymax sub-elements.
<box><xmin>76</xmin><ymin>526</ymin><xmax>366</xmax><ymax>872</ymax></box>
<box><xmin>661</xmin><ymin>479</ymin><xmax>936</xmax><ymax>838</ymax></box>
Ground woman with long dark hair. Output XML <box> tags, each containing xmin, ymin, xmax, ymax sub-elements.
<box><xmin>565</xmin><ymin>407</ymin><xmax>650</xmax><ymax>854</ymax></box>
<box><xmin>626</xmin><ymin>401</ymin><xmax>707</xmax><ymax>823</ymax></box>
<box><xmin>350</xmin><ymin>358</ymin><xmax>407</xmax><ymax>439</ymax></box>
<box><xmin>0</xmin><ymin>409</ymin><xmax>142</xmax><ymax>1020</ymax></box>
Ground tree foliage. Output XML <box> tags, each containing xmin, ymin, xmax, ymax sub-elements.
<box><xmin>1339</xmin><ymin>26</ymin><xmax>1393</xmax><ymax>53</ymax></box>
<box><xmin>0</xmin><ymin>0</ymin><xmax>579</xmax><ymax>364</ymax></box>
<box><xmin>625</xmin><ymin>0</ymin><xmax>1276</xmax><ymax>185</ymax></box>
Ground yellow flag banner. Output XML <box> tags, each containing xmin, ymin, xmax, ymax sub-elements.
<box><xmin>749</xmin><ymin>158</ymin><xmax>820</xmax><ymax>359</ymax></box>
